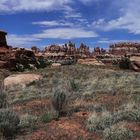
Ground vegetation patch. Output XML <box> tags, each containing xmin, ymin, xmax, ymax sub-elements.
<box><xmin>0</xmin><ymin>109</ymin><xmax>20</xmax><ymax>137</ymax></box>
<box><xmin>103</xmin><ymin>124</ymin><xmax>133</xmax><ymax>140</ymax></box>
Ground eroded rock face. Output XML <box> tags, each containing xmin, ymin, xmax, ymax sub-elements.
<box><xmin>44</xmin><ymin>42</ymin><xmax>90</xmax><ymax>63</ymax></box>
<box><xmin>77</xmin><ymin>58</ymin><xmax>105</xmax><ymax>66</ymax></box>
<box><xmin>0</xmin><ymin>30</ymin><xmax>7</xmax><ymax>47</ymax></box>
<box><xmin>109</xmin><ymin>42</ymin><xmax>140</xmax><ymax>56</ymax></box>
<box><xmin>4</xmin><ymin>74</ymin><xmax>42</xmax><ymax>89</ymax></box>
<box><xmin>130</xmin><ymin>55</ymin><xmax>140</xmax><ymax>72</ymax></box>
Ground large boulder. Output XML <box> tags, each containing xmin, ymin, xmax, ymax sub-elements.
<box><xmin>4</xmin><ymin>74</ymin><xmax>42</xmax><ymax>89</ymax></box>
<box><xmin>130</xmin><ymin>56</ymin><xmax>140</xmax><ymax>72</ymax></box>
<box><xmin>77</xmin><ymin>58</ymin><xmax>105</xmax><ymax>66</ymax></box>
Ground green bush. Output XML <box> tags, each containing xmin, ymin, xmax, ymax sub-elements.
<box><xmin>40</xmin><ymin>113</ymin><xmax>52</xmax><ymax>123</ymax></box>
<box><xmin>36</xmin><ymin>57</ymin><xmax>47</xmax><ymax>69</ymax></box>
<box><xmin>16</xmin><ymin>63</ymin><xmax>25</xmax><ymax>72</ymax></box>
<box><xmin>70</xmin><ymin>79</ymin><xmax>79</xmax><ymax>92</ymax></box>
<box><xmin>0</xmin><ymin>92</ymin><xmax>7</xmax><ymax>109</ymax></box>
<box><xmin>0</xmin><ymin>109</ymin><xmax>20</xmax><ymax>137</ymax></box>
<box><xmin>0</xmin><ymin>80</ymin><xmax>7</xmax><ymax>109</ymax></box>
<box><xmin>103</xmin><ymin>125</ymin><xmax>133</xmax><ymax>140</ymax></box>
<box><xmin>119</xmin><ymin>57</ymin><xmax>130</xmax><ymax>69</ymax></box>
<box><xmin>52</xmin><ymin>91</ymin><xmax>66</xmax><ymax>117</ymax></box>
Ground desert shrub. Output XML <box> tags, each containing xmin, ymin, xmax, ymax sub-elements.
<box><xmin>87</xmin><ymin>107</ymin><xmax>140</xmax><ymax>133</ymax></box>
<box><xmin>36</xmin><ymin>57</ymin><xmax>47</xmax><ymax>69</ymax></box>
<box><xmin>87</xmin><ymin>111</ymin><xmax>114</xmax><ymax>132</ymax></box>
<box><xmin>0</xmin><ymin>109</ymin><xmax>20</xmax><ymax>137</ymax></box>
<box><xmin>0</xmin><ymin>92</ymin><xmax>7</xmax><ymax>109</ymax></box>
<box><xmin>40</xmin><ymin>113</ymin><xmax>53</xmax><ymax>123</ymax></box>
<box><xmin>70</xmin><ymin>79</ymin><xmax>79</xmax><ymax>92</ymax></box>
<box><xmin>19</xmin><ymin>115</ymin><xmax>38</xmax><ymax>130</ymax></box>
<box><xmin>16</xmin><ymin>63</ymin><xmax>25</xmax><ymax>72</ymax></box>
<box><xmin>52</xmin><ymin>91</ymin><xmax>66</xmax><ymax>117</ymax></box>
<box><xmin>115</xmin><ymin>109</ymin><xmax>140</xmax><ymax>122</ymax></box>
<box><xmin>0</xmin><ymin>80</ymin><xmax>8</xmax><ymax>109</ymax></box>
<box><xmin>119</xmin><ymin>57</ymin><xmax>130</xmax><ymax>69</ymax></box>
<box><xmin>103</xmin><ymin>125</ymin><xmax>133</xmax><ymax>140</ymax></box>
<box><xmin>116</xmin><ymin>102</ymin><xmax>140</xmax><ymax>122</ymax></box>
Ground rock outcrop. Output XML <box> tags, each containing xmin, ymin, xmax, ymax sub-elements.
<box><xmin>77</xmin><ymin>58</ymin><xmax>105</xmax><ymax>66</ymax></box>
<box><xmin>43</xmin><ymin>42</ymin><xmax>90</xmax><ymax>65</ymax></box>
<box><xmin>4</xmin><ymin>74</ymin><xmax>42</xmax><ymax>89</ymax></box>
<box><xmin>109</xmin><ymin>42</ymin><xmax>140</xmax><ymax>56</ymax></box>
<box><xmin>130</xmin><ymin>54</ymin><xmax>140</xmax><ymax>72</ymax></box>
<box><xmin>0</xmin><ymin>30</ymin><xmax>7</xmax><ymax>47</ymax></box>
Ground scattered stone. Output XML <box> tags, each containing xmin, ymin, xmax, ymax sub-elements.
<box><xmin>51</xmin><ymin>63</ymin><xmax>61</xmax><ymax>67</ymax></box>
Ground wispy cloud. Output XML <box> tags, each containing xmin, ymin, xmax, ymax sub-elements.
<box><xmin>7</xmin><ymin>34</ymin><xmax>41</xmax><ymax>47</ymax></box>
<box><xmin>32</xmin><ymin>20</ymin><xmax>74</xmax><ymax>27</ymax></box>
<box><xmin>7</xmin><ymin>27</ymin><xmax>98</xmax><ymax>47</ymax></box>
<box><xmin>0</xmin><ymin>0</ymin><xmax>72</xmax><ymax>13</ymax></box>
<box><xmin>92</xmin><ymin>0</ymin><xmax>140</xmax><ymax>34</ymax></box>
<box><xmin>33</xmin><ymin>27</ymin><xmax>98</xmax><ymax>39</ymax></box>
<box><xmin>97</xmin><ymin>38</ymin><xmax>140</xmax><ymax>44</ymax></box>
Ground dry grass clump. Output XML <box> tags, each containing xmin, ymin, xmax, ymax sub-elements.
<box><xmin>87</xmin><ymin>111</ymin><xmax>114</xmax><ymax>132</ymax></box>
<box><xmin>103</xmin><ymin>123</ymin><xmax>133</xmax><ymax>140</ymax></box>
<box><xmin>87</xmin><ymin>102</ymin><xmax>140</xmax><ymax>132</ymax></box>
<box><xmin>0</xmin><ymin>79</ymin><xmax>20</xmax><ymax>138</ymax></box>
<box><xmin>0</xmin><ymin>109</ymin><xmax>20</xmax><ymax>137</ymax></box>
<box><xmin>116</xmin><ymin>102</ymin><xmax>140</xmax><ymax>122</ymax></box>
<box><xmin>19</xmin><ymin>114</ymin><xmax>38</xmax><ymax>130</ymax></box>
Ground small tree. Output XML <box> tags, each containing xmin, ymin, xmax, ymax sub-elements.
<box><xmin>119</xmin><ymin>57</ymin><xmax>130</xmax><ymax>69</ymax></box>
<box><xmin>52</xmin><ymin>91</ymin><xmax>66</xmax><ymax>117</ymax></box>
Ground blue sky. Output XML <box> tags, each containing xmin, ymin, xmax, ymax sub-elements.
<box><xmin>0</xmin><ymin>0</ymin><xmax>140</xmax><ymax>49</ymax></box>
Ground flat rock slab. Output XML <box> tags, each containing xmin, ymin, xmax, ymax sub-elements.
<box><xmin>51</xmin><ymin>63</ymin><xmax>61</xmax><ymax>67</ymax></box>
<box><xmin>4</xmin><ymin>74</ymin><xmax>42</xmax><ymax>89</ymax></box>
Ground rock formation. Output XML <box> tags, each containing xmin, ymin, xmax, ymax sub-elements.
<box><xmin>0</xmin><ymin>30</ymin><xmax>12</xmax><ymax>69</ymax></box>
<box><xmin>43</xmin><ymin>42</ymin><xmax>90</xmax><ymax>64</ymax></box>
<box><xmin>109</xmin><ymin>42</ymin><xmax>140</xmax><ymax>56</ymax></box>
<box><xmin>0</xmin><ymin>30</ymin><xmax>45</xmax><ymax>71</ymax></box>
<box><xmin>0</xmin><ymin>30</ymin><xmax>7</xmax><ymax>47</ymax></box>
<box><xmin>129</xmin><ymin>53</ymin><xmax>140</xmax><ymax>72</ymax></box>
<box><xmin>92</xmin><ymin>47</ymin><xmax>106</xmax><ymax>57</ymax></box>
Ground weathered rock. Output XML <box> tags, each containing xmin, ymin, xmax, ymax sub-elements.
<box><xmin>44</xmin><ymin>42</ymin><xmax>90</xmax><ymax>63</ymax></box>
<box><xmin>51</xmin><ymin>63</ymin><xmax>61</xmax><ymax>67</ymax></box>
<box><xmin>4</xmin><ymin>74</ymin><xmax>42</xmax><ymax>89</ymax></box>
<box><xmin>109</xmin><ymin>42</ymin><xmax>140</xmax><ymax>56</ymax></box>
<box><xmin>77</xmin><ymin>58</ymin><xmax>105</xmax><ymax>66</ymax></box>
<box><xmin>0</xmin><ymin>30</ymin><xmax>7</xmax><ymax>47</ymax></box>
<box><xmin>130</xmin><ymin>55</ymin><xmax>140</xmax><ymax>72</ymax></box>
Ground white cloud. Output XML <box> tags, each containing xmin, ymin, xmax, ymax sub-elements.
<box><xmin>6</xmin><ymin>27</ymin><xmax>98</xmax><ymax>47</ymax></box>
<box><xmin>32</xmin><ymin>20</ymin><xmax>74</xmax><ymax>27</ymax></box>
<box><xmin>0</xmin><ymin>0</ymin><xmax>72</xmax><ymax>13</ymax></box>
<box><xmin>33</xmin><ymin>27</ymin><xmax>98</xmax><ymax>39</ymax></box>
<box><xmin>97</xmin><ymin>39</ymin><xmax>140</xmax><ymax>44</ymax></box>
<box><xmin>7</xmin><ymin>34</ymin><xmax>41</xmax><ymax>47</ymax></box>
<box><xmin>78</xmin><ymin>0</ymin><xmax>100</xmax><ymax>5</ymax></box>
<box><xmin>64</xmin><ymin>10</ymin><xmax>82</xmax><ymax>18</ymax></box>
<box><xmin>92</xmin><ymin>0</ymin><xmax>140</xmax><ymax>34</ymax></box>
